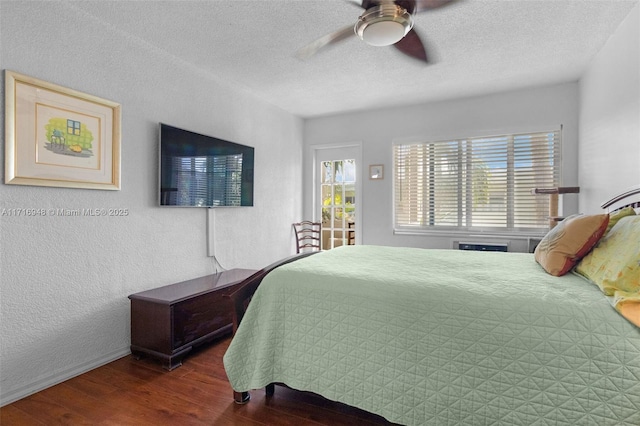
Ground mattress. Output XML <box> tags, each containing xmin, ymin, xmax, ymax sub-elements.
<box><xmin>223</xmin><ymin>245</ymin><xmax>640</xmax><ymax>425</ymax></box>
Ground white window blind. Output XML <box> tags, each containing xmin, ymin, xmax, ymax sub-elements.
<box><xmin>394</xmin><ymin>130</ymin><xmax>561</xmax><ymax>232</ymax></box>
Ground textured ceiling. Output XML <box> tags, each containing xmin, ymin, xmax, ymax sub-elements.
<box><xmin>70</xmin><ymin>0</ymin><xmax>637</xmax><ymax>118</ymax></box>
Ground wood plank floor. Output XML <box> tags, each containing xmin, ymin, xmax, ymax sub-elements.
<box><xmin>0</xmin><ymin>336</ymin><xmax>394</xmax><ymax>425</ymax></box>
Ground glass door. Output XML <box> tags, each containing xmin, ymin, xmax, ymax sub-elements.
<box><xmin>320</xmin><ymin>159</ymin><xmax>356</xmax><ymax>249</ymax></box>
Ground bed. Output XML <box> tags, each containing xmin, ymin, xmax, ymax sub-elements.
<box><xmin>223</xmin><ymin>187</ymin><xmax>640</xmax><ymax>425</ymax></box>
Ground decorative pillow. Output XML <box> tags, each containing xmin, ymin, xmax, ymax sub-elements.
<box><xmin>575</xmin><ymin>215</ymin><xmax>640</xmax><ymax>297</ymax></box>
<box><xmin>605</xmin><ymin>206</ymin><xmax>636</xmax><ymax>234</ymax></box>
<box><xmin>534</xmin><ymin>213</ymin><xmax>609</xmax><ymax>276</ymax></box>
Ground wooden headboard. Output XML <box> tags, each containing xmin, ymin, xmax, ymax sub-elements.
<box><xmin>601</xmin><ymin>185</ymin><xmax>640</xmax><ymax>212</ymax></box>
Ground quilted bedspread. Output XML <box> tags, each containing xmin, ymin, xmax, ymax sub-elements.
<box><xmin>223</xmin><ymin>246</ymin><xmax>640</xmax><ymax>425</ymax></box>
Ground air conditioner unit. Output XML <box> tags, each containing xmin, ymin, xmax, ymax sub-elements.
<box><xmin>454</xmin><ymin>241</ymin><xmax>508</xmax><ymax>252</ymax></box>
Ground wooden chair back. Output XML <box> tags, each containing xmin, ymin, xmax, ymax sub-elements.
<box><xmin>292</xmin><ymin>221</ymin><xmax>321</xmax><ymax>253</ymax></box>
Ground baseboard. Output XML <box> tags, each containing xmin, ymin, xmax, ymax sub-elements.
<box><xmin>0</xmin><ymin>346</ymin><xmax>131</xmax><ymax>407</ymax></box>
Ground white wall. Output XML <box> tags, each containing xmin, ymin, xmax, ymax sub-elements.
<box><xmin>304</xmin><ymin>83</ymin><xmax>580</xmax><ymax>251</ymax></box>
<box><xmin>579</xmin><ymin>4</ymin><xmax>640</xmax><ymax>212</ymax></box>
<box><xmin>0</xmin><ymin>2</ymin><xmax>303</xmax><ymax>404</ymax></box>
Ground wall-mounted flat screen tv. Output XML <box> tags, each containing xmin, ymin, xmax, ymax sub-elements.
<box><xmin>159</xmin><ymin>123</ymin><xmax>254</xmax><ymax>207</ymax></box>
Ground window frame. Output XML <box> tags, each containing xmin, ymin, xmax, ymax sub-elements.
<box><xmin>392</xmin><ymin>128</ymin><xmax>562</xmax><ymax>237</ymax></box>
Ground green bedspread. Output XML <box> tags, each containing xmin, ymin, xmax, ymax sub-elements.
<box><xmin>223</xmin><ymin>245</ymin><xmax>640</xmax><ymax>425</ymax></box>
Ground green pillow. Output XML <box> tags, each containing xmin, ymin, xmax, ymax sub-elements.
<box><xmin>575</xmin><ymin>215</ymin><xmax>640</xmax><ymax>297</ymax></box>
<box><xmin>606</xmin><ymin>206</ymin><xmax>636</xmax><ymax>234</ymax></box>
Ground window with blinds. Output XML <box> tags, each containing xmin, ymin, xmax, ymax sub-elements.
<box><xmin>172</xmin><ymin>154</ymin><xmax>243</xmax><ymax>207</ymax></box>
<box><xmin>393</xmin><ymin>130</ymin><xmax>561</xmax><ymax>233</ymax></box>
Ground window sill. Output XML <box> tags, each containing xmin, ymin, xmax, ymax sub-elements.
<box><xmin>393</xmin><ymin>228</ymin><xmax>547</xmax><ymax>240</ymax></box>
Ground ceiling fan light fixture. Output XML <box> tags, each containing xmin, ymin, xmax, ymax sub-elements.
<box><xmin>355</xmin><ymin>4</ymin><xmax>414</xmax><ymax>47</ymax></box>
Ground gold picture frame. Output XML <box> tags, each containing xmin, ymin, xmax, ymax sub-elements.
<box><xmin>369</xmin><ymin>164</ymin><xmax>384</xmax><ymax>180</ymax></box>
<box><xmin>5</xmin><ymin>70</ymin><xmax>121</xmax><ymax>190</ymax></box>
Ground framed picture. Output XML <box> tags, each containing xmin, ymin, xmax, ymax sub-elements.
<box><xmin>5</xmin><ymin>70</ymin><xmax>121</xmax><ymax>190</ymax></box>
<box><xmin>369</xmin><ymin>164</ymin><xmax>384</xmax><ymax>180</ymax></box>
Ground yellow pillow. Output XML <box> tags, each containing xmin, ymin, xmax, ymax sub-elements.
<box><xmin>605</xmin><ymin>206</ymin><xmax>636</xmax><ymax>234</ymax></box>
<box><xmin>534</xmin><ymin>214</ymin><xmax>609</xmax><ymax>276</ymax></box>
<box><xmin>575</xmin><ymin>215</ymin><xmax>640</xmax><ymax>297</ymax></box>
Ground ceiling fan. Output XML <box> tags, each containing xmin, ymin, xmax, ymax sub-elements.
<box><xmin>296</xmin><ymin>0</ymin><xmax>457</xmax><ymax>63</ymax></box>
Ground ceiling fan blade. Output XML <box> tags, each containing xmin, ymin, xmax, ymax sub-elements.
<box><xmin>345</xmin><ymin>0</ymin><xmax>365</xmax><ymax>8</ymax></box>
<box><xmin>414</xmin><ymin>0</ymin><xmax>456</xmax><ymax>12</ymax></box>
<box><xmin>393</xmin><ymin>28</ymin><xmax>429</xmax><ymax>63</ymax></box>
<box><xmin>296</xmin><ymin>26</ymin><xmax>356</xmax><ymax>60</ymax></box>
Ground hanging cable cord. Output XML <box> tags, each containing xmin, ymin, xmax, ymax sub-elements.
<box><xmin>207</xmin><ymin>208</ymin><xmax>227</xmax><ymax>274</ymax></box>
